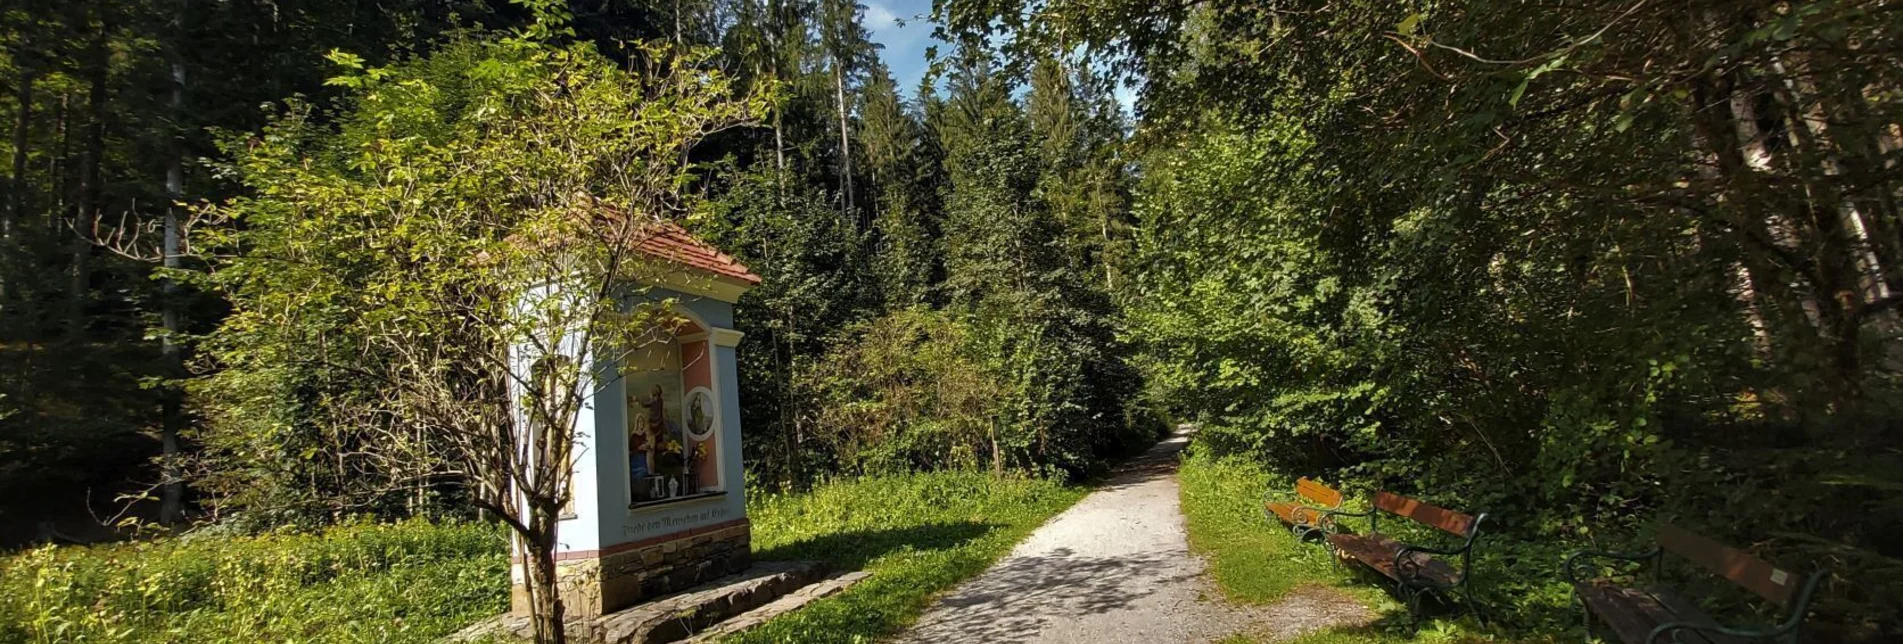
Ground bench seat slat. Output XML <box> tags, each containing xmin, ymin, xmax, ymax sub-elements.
<box><xmin>1326</xmin><ymin>533</ymin><xmax>1459</xmax><ymax>587</ymax></box>
<box><xmin>1374</xmin><ymin>491</ymin><xmax>1474</xmax><ymax>537</ymax></box>
<box><xmin>1266</xmin><ymin>501</ymin><xmax>1299</xmax><ymax>524</ymax></box>
<box><xmin>1267</xmin><ymin>478</ymin><xmax>1339</xmax><ymax>528</ymax></box>
<box><xmin>1295</xmin><ymin>478</ymin><xmax>1343</xmax><ymax>508</ymax></box>
<box><xmin>1658</xmin><ymin>523</ymin><xmax>1799</xmax><ymax>607</ymax></box>
<box><xmin>1576</xmin><ymin>581</ymin><xmax>1751</xmax><ymax>644</ymax></box>
<box><xmin>1266</xmin><ymin>500</ymin><xmax>1322</xmax><ymax>526</ymax></box>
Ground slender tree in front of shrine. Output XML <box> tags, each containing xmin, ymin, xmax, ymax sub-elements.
<box><xmin>190</xmin><ymin>15</ymin><xmax>764</xmax><ymax>642</ymax></box>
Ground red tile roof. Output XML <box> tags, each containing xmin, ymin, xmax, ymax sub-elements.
<box><xmin>629</xmin><ymin>220</ymin><xmax>762</xmax><ymax>286</ymax></box>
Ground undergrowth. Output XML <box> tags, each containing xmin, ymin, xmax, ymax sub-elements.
<box><xmin>0</xmin><ymin>520</ymin><xmax>507</xmax><ymax>644</ymax></box>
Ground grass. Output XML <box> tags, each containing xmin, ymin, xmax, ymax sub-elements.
<box><xmin>0</xmin><ymin>470</ymin><xmax>1084</xmax><ymax>644</ymax></box>
<box><xmin>0</xmin><ymin>520</ymin><xmax>508</xmax><ymax>644</ymax></box>
<box><xmin>730</xmin><ymin>470</ymin><xmax>1085</xmax><ymax>642</ymax></box>
<box><xmin>1179</xmin><ymin>450</ymin><xmax>1568</xmax><ymax>644</ymax></box>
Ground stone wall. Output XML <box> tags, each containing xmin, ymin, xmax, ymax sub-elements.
<box><xmin>513</xmin><ymin>519</ymin><xmax>753</xmax><ymax>618</ymax></box>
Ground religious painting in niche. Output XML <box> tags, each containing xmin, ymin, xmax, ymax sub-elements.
<box><xmin>625</xmin><ymin>333</ymin><xmax>691</xmax><ymax>504</ymax></box>
<box><xmin>685</xmin><ymin>387</ymin><xmax>720</xmax><ymax>492</ymax></box>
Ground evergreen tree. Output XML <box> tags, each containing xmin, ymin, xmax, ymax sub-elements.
<box><xmin>1027</xmin><ymin>56</ymin><xmax>1131</xmax><ymax>291</ymax></box>
<box><xmin>933</xmin><ymin>50</ymin><xmax>1143</xmax><ymax>473</ymax></box>
<box><xmin>815</xmin><ymin>0</ymin><xmax>880</xmax><ymax>224</ymax></box>
<box><xmin>701</xmin><ymin>169</ymin><xmax>880</xmax><ymax>487</ymax></box>
<box><xmin>860</xmin><ymin>66</ymin><xmax>941</xmax><ymax>306</ymax></box>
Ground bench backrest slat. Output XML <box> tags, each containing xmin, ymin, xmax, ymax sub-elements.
<box><xmin>1374</xmin><ymin>491</ymin><xmax>1475</xmax><ymax>537</ymax></box>
<box><xmin>1295</xmin><ymin>478</ymin><xmax>1343</xmax><ymax>508</ymax></box>
<box><xmin>1657</xmin><ymin>523</ymin><xmax>1799</xmax><ymax>607</ymax></box>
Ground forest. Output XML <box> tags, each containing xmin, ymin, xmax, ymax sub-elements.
<box><xmin>2</xmin><ymin>0</ymin><xmax>1899</xmax><ymax>641</ymax></box>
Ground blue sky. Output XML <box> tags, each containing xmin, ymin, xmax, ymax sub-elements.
<box><xmin>859</xmin><ymin>0</ymin><xmax>1139</xmax><ymax>113</ymax></box>
<box><xmin>859</xmin><ymin>0</ymin><xmax>939</xmax><ymax>98</ymax></box>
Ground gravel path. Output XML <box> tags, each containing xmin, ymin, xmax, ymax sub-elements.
<box><xmin>898</xmin><ymin>431</ymin><xmax>1369</xmax><ymax>643</ymax></box>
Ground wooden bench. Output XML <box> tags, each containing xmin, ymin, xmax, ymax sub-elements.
<box><xmin>1564</xmin><ymin>523</ymin><xmax>1822</xmax><ymax>644</ymax></box>
<box><xmin>1264</xmin><ymin>477</ymin><xmax>1343</xmax><ymax>540</ymax></box>
<box><xmin>1323</xmin><ymin>491</ymin><xmax>1488</xmax><ymax>618</ymax></box>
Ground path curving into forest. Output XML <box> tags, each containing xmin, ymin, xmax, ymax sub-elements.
<box><xmin>897</xmin><ymin>430</ymin><xmax>1367</xmax><ymax>643</ymax></box>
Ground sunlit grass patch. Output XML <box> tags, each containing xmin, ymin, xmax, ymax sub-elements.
<box><xmin>1178</xmin><ymin>450</ymin><xmax>1367</xmax><ymax>604</ymax></box>
<box><xmin>729</xmin><ymin>470</ymin><xmax>1085</xmax><ymax>643</ymax></box>
<box><xmin>1179</xmin><ymin>450</ymin><xmax>1562</xmax><ymax>644</ymax></box>
<box><xmin>0</xmin><ymin>520</ymin><xmax>508</xmax><ymax>644</ymax></box>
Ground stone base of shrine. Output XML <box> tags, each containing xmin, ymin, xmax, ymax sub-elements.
<box><xmin>456</xmin><ymin>559</ymin><xmax>868</xmax><ymax>644</ymax></box>
<box><xmin>511</xmin><ymin>519</ymin><xmax>753</xmax><ymax>618</ymax></box>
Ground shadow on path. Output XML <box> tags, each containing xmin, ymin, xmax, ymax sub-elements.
<box><xmin>915</xmin><ymin>546</ymin><xmax>1205</xmax><ymax>642</ymax></box>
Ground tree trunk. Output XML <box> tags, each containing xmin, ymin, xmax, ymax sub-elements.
<box><xmin>834</xmin><ymin>60</ymin><xmax>855</xmax><ymax>224</ymax></box>
<box><xmin>768</xmin><ymin>54</ymin><xmax>787</xmax><ymax>206</ymax></box>
<box><xmin>3</xmin><ymin>66</ymin><xmax>30</xmax><ymax>306</ymax></box>
<box><xmin>1098</xmin><ymin>171</ymin><xmax>1116</xmax><ymax>291</ymax></box>
<box><xmin>520</xmin><ymin>503</ymin><xmax>566</xmax><ymax>644</ymax></box>
<box><xmin>778</xmin><ymin>306</ymin><xmax>801</xmax><ymax>487</ymax></box>
<box><xmin>159</xmin><ymin>1</ymin><xmax>189</xmax><ymax>528</ymax></box>
<box><xmin>525</xmin><ymin>544</ymin><xmax>564</xmax><ymax>643</ymax></box>
<box><xmin>71</xmin><ymin>19</ymin><xmax>110</xmax><ymax>340</ymax></box>
<box><xmin>1686</xmin><ymin>33</ymin><xmax>1867</xmax><ymax>420</ymax></box>
<box><xmin>989</xmin><ymin>417</ymin><xmax>1002</xmax><ymax>475</ymax></box>
<box><xmin>6</xmin><ymin>67</ymin><xmax>28</xmax><ymax>242</ymax></box>
<box><xmin>49</xmin><ymin>92</ymin><xmax>67</xmax><ymax>231</ymax></box>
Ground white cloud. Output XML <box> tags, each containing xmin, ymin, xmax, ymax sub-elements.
<box><xmin>864</xmin><ymin>2</ymin><xmax>900</xmax><ymax>29</ymax></box>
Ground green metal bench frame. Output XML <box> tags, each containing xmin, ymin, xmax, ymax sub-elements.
<box><xmin>1323</xmin><ymin>491</ymin><xmax>1489</xmax><ymax>620</ymax></box>
<box><xmin>1563</xmin><ymin>523</ymin><xmax>1824</xmax><ymax>644</ymax></box>
<box><xmin>1263</xmin><ymin>477</ymin><xmax>1344</xmax><ymax>542</ymax></box>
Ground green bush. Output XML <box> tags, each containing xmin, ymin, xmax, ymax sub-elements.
<box><xmin>803</xmin><ymin>307</ymin><xmax>1158</xmax><ymax>480</ymax></box>
<box><xmin>0</xmin><ymin>520</ymin><xmax>506</xmax><ymax>644</ymax></box>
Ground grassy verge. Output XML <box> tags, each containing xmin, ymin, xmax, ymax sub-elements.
<box><xmin>0</xmin><ymin>520</ymin><xmax>508</xmax><ymax>644</ymax></box>
<box><xmin>1180</xmin><ymin>450</ymin><xmax>1569</xmax><ymax>644</ymax></box>
<box><xmin>730</xmin><ymin>470</ymin><xmax>1084</xmax><ymax>643</ymax></box>
<box><xmin>0</xmin><ymin>470</ymin><xmax>1083</xmax><ymax>644</ymax></box>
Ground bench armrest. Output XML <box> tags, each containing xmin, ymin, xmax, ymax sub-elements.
<box><xmin>1319</xmin><ymin>507</ymin><xmax>1373</xmax><ymax>533</ymax></box>
<box><xmin>1394</xmin><ymin>513</ymin><xmax>1487</xmax><ymax>587</ymax></box>
<box><xmin>1563</xmin><ymin>547</ymin><xmax>1662</xmax><ymax>585</ymax></box>
<box><xmin>1645</xmin><ymin>618</ymin><xmax>1791</xmax><ymax>644</ymax></box>
<box><xmin>1393</xmin><ymin>540</ymin><xmax>1470</xmax><ymax>587</ymax></box>
<box><xmin>1647</xmin><ymin>572</ymin><xmax>1823</xmax><ymax>643</ymax></box>
<box><xmin>1287</xmin><ymin>504</ymin><xmax>1334</xmax><ymax>526</ymax></box>
<box><xmin>1263</xmin><ymin>489</ymin><xmax>1339</xmax><ymax>528</ymax></box>
<box><xmin>1396</xmin><ymin>541</ymin><xmax>1469</xmax><ymax>558</ymax></box>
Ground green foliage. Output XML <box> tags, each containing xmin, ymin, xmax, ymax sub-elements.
<box><xmin>860</xmin><ymin>69</ymin><xmax>945</xmax><ymax>307</ymax></box>
<box><xmin>804</xmin><ymin>307</ymin><xmax>1004</xmax><ymax>474</ymax></box>
<box><xmin>193</xmin><ymin>34</ymin><xmax>764</xmax><ymax>524</ymax></box>
<box><xmin>699</xmin><ymin>168</ymin><xmax>883</xmax><ymax>486</ymax></box>
<box><xmin>944</xmin><ymin>0</ymin><xmax>1903</xmax><ymax>636</ymax></box>
<box><xmin>0</xmin><ymin>0</ymin><xmax>494</xmax><ymax>534</ymax></box>
<box><xmin>0</xmin><ymin>521</ymin><xmax>506</xmax><ymax>644</ymax></box>
<box><xmin>736</xmin><ymin>469</ymin><xmax>1086</xmax><ymax>642</ymax></box>
<box><xmin>922</xmin><ymin>53</ymin><xmax>1152</xmax><ymax>478</ymax></box>
<box><xmin>704</xmin><ymin>46</ymin><xmax>1153</xmax><ymax>486</ymax></box>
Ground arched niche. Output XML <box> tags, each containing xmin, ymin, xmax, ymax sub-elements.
<box><xmin>621</xmin><ymin>306</ymin><xmax>726</xmax><ymax>506</ymax></box>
